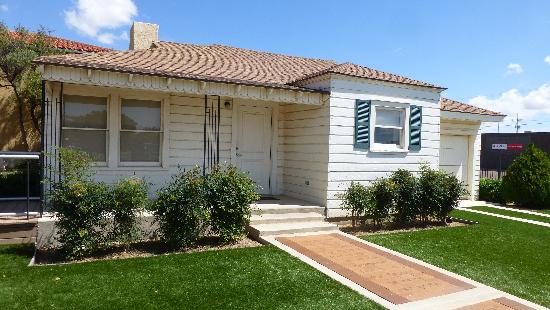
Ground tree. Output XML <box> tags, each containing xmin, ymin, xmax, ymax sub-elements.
<box><xmin>502</xmin><ymin>144</ymin><xmax>550</xmax><ymax>209</ymax></box>
<box><xmin>0</xmin><ymin>23</ymin><xmax>54</xmax><ymax>151</ymax></box>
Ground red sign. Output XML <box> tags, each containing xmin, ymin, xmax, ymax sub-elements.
<box><xmin>507</xmin><ymin>144</ymin><xmax>524</xmax><ymax>150</ymax></box>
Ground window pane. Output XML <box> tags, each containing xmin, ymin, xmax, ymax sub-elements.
<box><xmin>63</xmin><ymin>95</ymin><xmax>107</xmax><ymax>129</ymax></box>
<box><xmin>374</xmin><ymin>127</ymin><xmax>401</xmax><ymax>145</ymax></box>
<box><xmin>375</xmin><ymin>108</ymin><xmax>402</xmax><ymax>127</ymax></box>
<box><xmin>62</xmin><ymin>129</ymin><xmax>106</xmax><ymax>161</ymax></box>
<box><xmin>120</xmin><ymin>132</ymin><xmax>160</xmax><ymax>162</ymax></box>
<box><xmin>121</xmin><ymin>99</ymin><xmax>161</xmax><ymax>130</ymax></box>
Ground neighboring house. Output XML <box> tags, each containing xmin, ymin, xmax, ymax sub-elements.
<box><xmin>0</xmin><ymin>32</ymin><xmax>108</xmax><ymax>151</ymax></box>
<box><xmin>34</xmin><ymin>22</ymin><xmax>504</xmax><ymax>217</ymax></box>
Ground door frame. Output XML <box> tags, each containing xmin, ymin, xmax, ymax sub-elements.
<box><xmin>440</xmin><ymin>133</ymin><xmax>475</xmax><ymax>200</ymax></box>
<box><xmin>231</xmin><ymin>100</ymin><xmax>279</xmax><ymax>195</ymax></box>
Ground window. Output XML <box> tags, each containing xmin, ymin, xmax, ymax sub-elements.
<box><xmin>62</xmin><ymin>95</ymin><xmax>108</xmax><ymax>162</ymax></box>
<box><xmin>120</xmin><ymin>99</ymin><xmax>162</xmax><ymax>164</ymax></box>
<box><xmin>373</xmin><ymin>106</ymin><xmax>406</xmax><ymax>149</ymax></box>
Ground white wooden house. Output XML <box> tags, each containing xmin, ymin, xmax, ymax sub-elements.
<box><xmin>35</xmin><ymin>22</ymin><xmax>504</xmax><ymax>218</ymax></box>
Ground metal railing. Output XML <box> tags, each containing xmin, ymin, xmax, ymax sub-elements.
<box><xmin>0</xmin><ymin>151</ymin><xmax>41</xmax><ymax>219</ymax></box>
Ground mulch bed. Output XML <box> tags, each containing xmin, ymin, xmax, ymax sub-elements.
<box><xmin>33</xmin><ymin>236</ymin><xmax>262</xmax><ymax>266</ymax></box>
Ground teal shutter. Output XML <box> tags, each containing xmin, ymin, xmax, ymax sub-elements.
<box><xmin>354</xmin><ymin>100</ymin><xmax>371</xmax><ymax>150</ymax></box>
<box><xmin>409</xmin><ymin>105</ymin><xmax>422</xmax><ymax>151</ymax></box>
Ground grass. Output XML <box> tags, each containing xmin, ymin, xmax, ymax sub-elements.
<box><xmin>361</xmin><ymin>210</ymin><xmax>550</xmax><ymax>307</ymax></box>
<box><xmin>470</xmin><ymin>206</ymin><xmax>550</xmax><ymax>224</ymax></box>
<box><xmin>0</xmin><ymin>244</ymin><xmax>381</xmax><ymax>310</ymax></box>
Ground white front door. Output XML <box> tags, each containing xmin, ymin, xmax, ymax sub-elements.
<box><xmin>440</xmin><ymin>134</ymin><xmax>470</xmax><ymax>185</ymax></box>
<box><xmin>234</xmin><ymin>104</ymin><xmax>272</xmax><ymax>195</ymax></box>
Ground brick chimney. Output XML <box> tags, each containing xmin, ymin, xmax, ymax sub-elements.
<box><xmin>129</xmin><ymin>22</ymin><xmax>159</xmax><ymax>50</ymax></box>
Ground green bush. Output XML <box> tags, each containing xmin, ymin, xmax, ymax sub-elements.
<box><xmin>109</xmin><ymin>176</ymin><xmax>149</xmax><ymax>246</ymax></box>
<box><xmin>49</xmin><ymin>148</ymin><xmax>111</xmax><ymax>259</ymax></box>
<box><xmin>478</xmin><ymin>178</ymin><xmax>504</xmax><ymax>203</ymax></box>
<box><xmin>205</xmin><ymin>165</ymin><xmax>260</xmax><ymax>243</ymax></box>
<box><xmin>502</xmin><ymin>144</ymin><xmax>550</xmax><ymax>209</ymax></box>
<box><xmin>153</xmin><ymin>167</ymin><xmax>207</xmax><ymax>248</ymax></box>
<box><xmin>367</xmin><ymin>178</ymin><xmax>393</xmax><ymax>226</ymax></box>
<box><xmin>337</xmin><ymin>182</ymin><xmax>369</xmax><ymax>227</ymax></box>
<box><xmin>0</xmin><ymin>160</ymin><xmax>41</xmax><ymax>197</ymax></box>
<box><xmin>417</xmin><ymin>165</ymin><xmax>466</xmax><ymax>222</ymax></box>
<box><xmin>390</xmin><ymin>169</ymin><xmax>418</xmax><ymax>225</ymax></box>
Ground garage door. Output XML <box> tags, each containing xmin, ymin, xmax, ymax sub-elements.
<box><xmin>440</xmin><ymin>135</ymin><xmax>469</xmax><ymax>184</ymax></box>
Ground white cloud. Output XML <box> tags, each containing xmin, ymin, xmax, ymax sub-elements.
<box><xmin>545</xmin><ymin>55</ymin><xmax>550</xmax><ymax>65</ymax></box>
<box><xmin>506</xmin><ymin>63</ymin><xmax>523</xmax><ymax>74</ymax></box>
<box><xmin>0</xmin><ymin>4</ymin><xmax>8</xmax><ymax>12</ymax></box>
<box><xmin>64</xmin><ymin>0</ymin><xmax>137</xmax><ymax>45</ymax></box>
<box><xmin>469</xmin><ymin>84</ymin><xmax>550</xmax><ymax>123</ymax></box>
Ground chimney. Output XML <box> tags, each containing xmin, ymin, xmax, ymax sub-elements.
<box><xmin>129</xmin><ymin>22</ymin><xmax>159</xmax><ymax>50</ymax></box>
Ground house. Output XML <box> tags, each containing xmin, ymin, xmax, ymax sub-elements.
<box><xmin>0</xmin><ymin>31</ymin><xmax>109</xmax><ymax>151</ymax></box>
<box><xmin>34</xmin><ymin>22</ymin><xmax>504</xmax><ymax>218</ymax></box>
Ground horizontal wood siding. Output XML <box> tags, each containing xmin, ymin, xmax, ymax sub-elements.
<box><xmin>278</xmin><ymin>103</ymin><xmax>329</xmax><ymax>206</ymax></box>
<box><xmin>326</xmin><ymin>76</ymin><xmax>441</xmax><ymax>216</ymax></box>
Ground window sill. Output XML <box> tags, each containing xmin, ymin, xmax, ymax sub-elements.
<box><xmin>94</xmin><ymin>166</ymin><xmax>169</xmax><ymax>172</ymax></box>
<box><xmin>369</xmin><ymin>147</ymin><xmax>409</xmax><ymax>154</ymax></box>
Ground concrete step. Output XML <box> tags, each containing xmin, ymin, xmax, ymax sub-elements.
<box><xmin>251</xmin><ymin>205</ymin><xmax>325</xmax><ymax>216</ymax></box>
<box><xmin>250</xmin><ymin>212</ymin><xmax>324</xmax><ymax>225</ymax></box>
<box><xmin>0</xmin><ymin>236</ymin><xmax>36</xmax><ymax>245</ymax></box>
<box><xmin>248</xmin><ymin>221</ymin><xmax>339</xmax><ymax>238</ymax></box>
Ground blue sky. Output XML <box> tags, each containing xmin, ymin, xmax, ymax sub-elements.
<box><xmin>2</xmin><ymin>0</ymin><xmax>550</xmax><ymax>132</ymax></box>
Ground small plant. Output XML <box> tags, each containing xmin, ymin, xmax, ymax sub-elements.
<box><xmin>109</xmin><ymin>176</ymin><xmax>149</xmax><ymax>247</ymax></box>
<box><xmin>204</xmin><ymin>165</ymin><xmax>260</xmax><ymax>243</ymax></box>
<box><xmin>390</xmin><ymin>169</ymin><xmax>418</xmax><ymax>225</ymax></box>
<box><xmin>367</xmin><ymin>178</ymin><xmax>393</xmax><ymax>226</ymax></box>
<box><xmin>153</xmin><ymin>167</ymin><xmax>207</xmax><ymax>248</ymax></box>
<box><xmin>478</xmin><ymin>178</ymin><xmax>504</xmax><ymax>203</ymax></box>
<box><xmin>338</xmin><ymin>182</ymin><xmax>369</xmax><ymax>227</ymax></box>
<box><xmin>417</xmin><ymin>165</ymin><xmax>466</xmax><ymax>222</ymax></box>
<box><xmin>502</xmin><ymin>144</ymin><xmax>550</xmax><ymax>209</ymax></box>
<box><xmin>49</xmin><ymin>148</ymin><xmax>110</xmax><ymax>259</ymax></box>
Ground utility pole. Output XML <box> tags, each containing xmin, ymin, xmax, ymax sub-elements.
<box><xmin>515</xmin><ymin>113</ymin><xmax>521</xmax><ymax>133</ymax></box>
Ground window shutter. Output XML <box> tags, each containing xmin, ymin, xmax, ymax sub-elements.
<box><xmin>409</xmin><ymin>105</ymin><xmax>422</xmax><ymax>151</ymax></box>
<box><xmin>354</xmin><ymin>99</ymin><xmax>371</xmax><ymax>150</ymax></box>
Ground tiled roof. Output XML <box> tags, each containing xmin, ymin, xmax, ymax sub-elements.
<box><xmin>294</xmin><ymin>62</ymin><xmax>444</xmax><ymax>89</ymax></box>
<box><xmin>10</xmin><ymin>31</ymin><xmax>109</xmax><ymax>53</ymax></box>
<box><xmin>440</xmin><ymin>97</ymin><xmax>504</xmax><ymax>116</ymax></box>
<box><xmin>34</xmin><ymin>41</ymin><xmax>443</xmax><ymax>91</ymax></box>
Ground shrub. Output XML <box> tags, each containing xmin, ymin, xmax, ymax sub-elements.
<box><xmin>502</xmin><ymin>144</ymin><xmax>550</xmax><ymax>209</ymax></box>
<box><xmin>390</xmin><ymin>169</ymin><xmax>418</xmax><ymax>225</ymax></box>
<box><xmin>153</xmin><ymin>167</ymin><xmax>207</xmax><ymax>248</ymax></box>
<box><xmin>109</xmin><ymin>176</ymin><xmax>149</xmax><ymax>246</ymax></box>
<box><xmin>417</xmin><ymin>165</ymin><xmax>466</xmax><ymax>222</ymax></box>
<box><xmin>337</xmin><ymin>182</ymin><xmax>369</xmax><ymax>227</ymax></box>
<box><xmin>478</xmin><ymin>178</ymin><xmax>504</xmax><ymax>203</ymax></box>
<box><xmin>366</xmin><ymin>178</ymin><xmax>393</xmax><ymax>226</ymax></box>
<box><xmin>0</xmin><ymin>160</ymin><xmax>40</xmax><ymax>197</ymax></box>
<box><xmin>205</xmin><ymin>165</ymin><xmax>260</xmax><ymax>243</ymax></box>
<box><xmin>49</xmin><ymin>148</ymin><xmax>110</xmax><ymax>259</ymax></box>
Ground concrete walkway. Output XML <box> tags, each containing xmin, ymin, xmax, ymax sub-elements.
<box><xmin>457</xmin><ymin>201</ymin><xmax>550</xmax><ymax>228</ymax></box>
<box><xmin>259</xmin><ymin>231</ymin><xmax>546</xmax><ymax>310</ymax></box>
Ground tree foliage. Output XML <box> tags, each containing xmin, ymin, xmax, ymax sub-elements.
<box><xmin>0</xmin><ymin>23</ymin><xmax>55</xmax><ymax>150</ymax></box>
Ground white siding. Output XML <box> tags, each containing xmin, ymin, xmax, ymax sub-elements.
<box><xmin>325</xmin><ymin>76</ymin><xmax>442</xmax><ymax>217</ymax></box>
<box><xmin>278</xmin><ymin>103</ymin><xmax>329</xmax><ymax>206</ymax></box>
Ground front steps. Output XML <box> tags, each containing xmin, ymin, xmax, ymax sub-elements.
<box><xmin>0</xmin><ymin>217</ymin><xmax>37</xmax><ymax>245</ymax></box>
<box><xmin>248</xmin><ymin>197</ymin><xmax>339</xmax><ymax>240</ymax></box>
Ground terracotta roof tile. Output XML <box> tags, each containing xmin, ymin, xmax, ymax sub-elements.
<box><xmin>10</xmin><ymin>31</ymin><xmax>109</xmax><ymax>53</ymax></box>
<box><xmin>440</xmin><ymin>97</ymin><xmax>504</xmax><ymax>116</ymax></box>
<box><xmin>34</xmin><ymin>41</ymin><xmax>443</xmax><ymax>91</ymax></box>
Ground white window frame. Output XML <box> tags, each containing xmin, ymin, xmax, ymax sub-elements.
<box><xmin>118</xmin><ymin>97</ymin><xmax>164</xmax><ymax>167</ymax></box>
<box><xmin>61</xmin><ymin>95</ymin><xmax>110</xmax><ymax>166</ymax></box>
<box><xmin>370</xmin><ymin>101</ymin><xmax>410</xmax><ymax>153</ymax></box>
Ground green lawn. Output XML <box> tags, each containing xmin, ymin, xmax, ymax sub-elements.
<box><xmin>362</xmin><ymin>210</ymin><xmax>550</xmax><ymax>307</ymax></box>
<box><xmin>470</xmin><ymin>206</ymin><xmax>550</xmax><ymax>224</ymax></box>
<box><xmin>0</xmin><ymin>244</ymin><xmax>381</xmax><ymax>310</ymax></box>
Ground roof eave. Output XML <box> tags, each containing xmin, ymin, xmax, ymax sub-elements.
<box><xmin>34</xmin><ymin>61</ymin><xmax>330</xmax><ymax>95</ymax></box>
<box><xmin>441</xmin><ymin>110</ymin><xmax>506</xmax><ymax>122</ymax></box>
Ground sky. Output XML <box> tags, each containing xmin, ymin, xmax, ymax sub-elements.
<box><xmin>2</xmin><ymin>0</ymin><xmax>550</xmax><ymax>133</ymax></box>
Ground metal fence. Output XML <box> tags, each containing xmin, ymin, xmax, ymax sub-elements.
<box><xmin>480</xmin><ymin>169</ymin><xmax>507</xmax><ymax>180</ymax></box>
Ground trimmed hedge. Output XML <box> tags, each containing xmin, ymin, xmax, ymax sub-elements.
<box><xmin>478</xmin><ymin>178</ymin><xmax>504</xmax><ymax>203</ymax></box>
